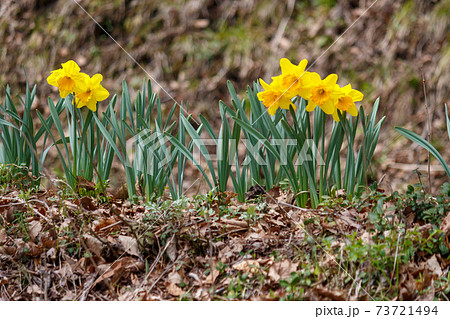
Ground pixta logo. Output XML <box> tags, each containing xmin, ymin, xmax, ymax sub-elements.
<box><xmin>132</xmin><ymin>129</ymin><xmax>171</xmax><ymax>174</ymax></box>
<box><xmin>131</xmin><ymin>131</ymin><xmax>324</xmax><ymax>174</ymax></box>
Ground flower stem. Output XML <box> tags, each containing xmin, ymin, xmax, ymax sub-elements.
<box><xmin>72</xmin><ymin>94</ymin><xmax>78</xmax><ymax>188</ymax></box>
<box><xmin>319</xmin><ymin>112</ymin><xmax>325</xmax><ymax>203</ymax></box>
<box><xmin>73</xmin><ymin>99</ymin><xmax>106</xmax><ymax>194</ymax></box>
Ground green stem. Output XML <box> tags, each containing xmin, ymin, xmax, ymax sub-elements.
<box><xmin>319</xmin><ymin>113</ymin><xmax>325</xmax><ymax>203</ymax></box>
<box><xmin>338</xmin><ymin>111</ymin><xmax>352</xmax><ymax>193</ymax></box>
<box><xmin>73</xmin><ymin>100</ymin><xmax>106</xmax><ymax>194</ymax></box>
<box><xmin>72</xmin><ymin>94</ymin><xmax>78</xmax><ymax>187</ymax></box>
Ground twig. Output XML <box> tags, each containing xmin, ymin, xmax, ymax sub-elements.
<box><xmin>132</xmin><ymin>233</ymin><xmax>175</xmax><ymax>299</ymax></box>
<box><xmin>98</xmin><ymin>220</ymin><xmax>122</xmax><ymax>231</ymax></box>
<box><xmin>422</xmin><ymin>69</ymin><xmax>432</xmax><ymax>193</ymax></box>
<box><xmin>277</xmin><ymin>201</ymin><xmax>309</xmax><ymax>211</ymax></box>
<box><xmin>146</xmin><ymin>263</ymin><xmax>173</xmax><ymax>297</ymax></box>
<box><xmin>0</xmin><ymin>196</ymin><xmax>52</xmax><ymax>224</ymax></box>
<box><xmin>79</xmin><ymin>273</ymin><xmax>97</xmax><ymax>301</ymax></box>
<box><xmin>214</xmin><ymin>228</ymin><xmax>248</xmax><ymax>240</ymax></box>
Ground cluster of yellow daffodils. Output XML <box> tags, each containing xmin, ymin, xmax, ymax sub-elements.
<box><xmin>47</xmin><ymin>60</ymin><xmax>109</xmax><ymax>112</ymax></box>
<box><xmin>257</xmin><ymin>58</ymin><xmax>363</xmax><ymax>121</ymax></box>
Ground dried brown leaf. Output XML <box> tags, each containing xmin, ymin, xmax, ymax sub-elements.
<box><xmin>83</xmin><ymin>234</ymin><xmax>103</xmax><ymax>256</ymax></box>
<box><xmin>93</xmin><ymin>257</ymin><xmax>143</xmax><ymax>287</ymax></box>
<box><xmin>165</xmin><ymin>282</ymin><xmax>185</xmax><ymax>296</ymax></box>
<box><xmin>245</xmin><ymin>185</ymin><xmax>266</xmax><ymax>200</ymax></box>
<box><xmin>314</xmin><ymin>286</ymin><xmax>346</xmax><ymax>301</ymax></box>
<box><xmin>268</xmin><ymin>259</ymin><xmax>298</xmax><ymax>282</ymax></box>
<box><xmin>339</xmin><ymin>209</ymin><xmax>362</xmax><ymax>229</ymax></box>
<box><xmin>28</xmin><ymin>220</ymin><xmax>42</xmax><ymax>240</ymax></box>
<box><xmin>233</xmin><ymin>260</ymin><xmax>261</xmax><ymax>276</ymax></box>
<box><xmin>26</xmin><ymin>284</ymin><xmax>43</xmax><ymax>295</ymax></box>
<box><xmin>440</xmin><ymin>212</ymin><xmax>450</xmax><ymax>247</ymax></box>
<box><xmin>165</xmin><ymin>268</ymin><xmax>186</xmax><ymax>297</ymax></box>
<box><xmin>0</xmin><ymin>246</ymin><xmax>16</xmax><ymax>256</ymax></box>
<box><xmin>441</xmin><ymin>212</ymin><xmax>450</xmax><ymax>233</ymax></box>
<box><xmin>0</xmin><ymin>228</ymin><xmax>6</xmax><ymax>244</ymax></box>
<box><xmin>167</xmin><ymin>270</ymin><xmax>183</xmax><ymax>285</ymax></box>
<box><xmin>166</xmin><ymin>240</ymin><xmax>177</xmax><ymax>261</ymax></box>
<box><xmin>424</xmin><ymin>255</ymin><xmax>442</xmax><ymax>278</ymax></box>
<box><xmin>79</xmin><ymin>196</ymin><xmax>97</xmax><ymax>211</ymax></box>
<box><xmin>205</xmin><ymin>261</ymin><xmax>220</xmax><ymax>284</ymax></box>
<box><xmin>118</xmin><ymin>235</ymin><xmax>140</xmax><ymax>257</ymax></box>
<box><xmin>76</xmin><ymin>176</ymin><xmax>96</xmax><ymax>191</ymax></box>
<box><xmin>25</xmin><ymin>242</ymin><xmax>42</xmax><ymax>257</ymax></box>
<box><xmin>93</xmin><ymin>217</ymin><xmax>120</xmax><ymax>233</ymax></box>
<box><xmin>399</xmin><ymin>272</ymin><xmax>418</xmax><ymax>300</ymax></box>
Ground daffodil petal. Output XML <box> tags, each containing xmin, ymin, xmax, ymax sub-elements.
<box><xmin>259</xmin><ymin>78</ymin><xmax>271</xmax><ymax>91</ymax></box>
<box><xmin>86</xmin><ymin>99</ymin><xmax>97</xmax><ymax>112</ymax></box>
<box><xmin>76</xmin><ymin>101</ymin><xmax>85</xmax><ymax>108</ymax></box>
<box><xmin>47</xmin><ymin>72</ymin><xmax>59</xmax><ymax>86</ymax></box>
<box><xmin>341</xmin><ymin>84</ymin><xmax>352</xmax><ymax>93</ymax></box>
<box><xmin>59</xmin><ymin>90</ymin><xmax>71</xmax><ymax>98</ymax></box>
<box><xmin>268</xmin><ymin>104</ymin><xmax>278</xmax><ymax>115</ymax></box>
<box><xmin>280</xmin><ymin>58</ymin><xmax>296</xmax><ymax>74</ymax></box>
<box><xmin>323</xmin><ymin>74</ymin><xmax>338</xmax><ymax>87</ymax></box>
<box><xmin>305</xmin><ymin>99</ymin><xmax>316</xmax><ymax>112</ymax></box>
<box><xmin>297</xmin><ymin>59</ymin><xmax>308</xmax><ymax>74</ymax></box>
<box><xmin>93</xmin><ymin>86</ymin><xmax>110</xmax><ymax>101</ymax></box>
<box><xmin>348</xmin><ymin>104</ymin><xmax>358</xmax><ymax>116</ymax></box>
<box><xmin>61</xmin><ymin>60</ymin><xmax>81</xmax><ymax>73</ymax></box>
<box><xmin>349</xmin><ymin>89</ymin><xmax>363</xmax><ymax>101</ymax></box>
<box><xmin>303</xmin><ymin>72</ymin><xmax>321</xmax><ymax>88</ymax></box>
<box><xmin>332</xmin><ymin>110</ymin><xmax>340</xmax><ymax>122</ymax></box>
<box><xmin>279</xmin><ymin>101</ymin><xmax>291</xmax><ymax>110</ymax></box>
<box><xmin>90</xmin><ymin>74</ymin><xmax>103</xmax><ymax>87</ymax></box>
<box><xmin>320</xmin><ymin>99</ymin><xmax>335</xmax><ymax>114</ymax></box>
<box><xmin>271</xmin><ymin>75</ymin><xmax>285</xmax><ymax>87</ymax></box>
<box><xmin>300</xmin><ymin>72</ymin><xmax>314</xmax><ymax>84</ymax></box>
<box><xmin>298</xmin><ymin>87</ymin><xmax>311</xmax><ymax>100</ymax></box>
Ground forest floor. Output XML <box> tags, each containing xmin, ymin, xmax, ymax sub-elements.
<box><xmin>1</xmin><ymin>174</ymin><xmax>449</xmax><ymax>301</ymax></box>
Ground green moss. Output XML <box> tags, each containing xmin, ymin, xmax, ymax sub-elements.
<box><xmin>408</xmin><ymin>76</ymin><xmax>420</xmax><ymax>89</ymax></box>
<box><xmin>312</xmin><ymin>0</ymin><xmax>337</xmax><ymax>8</ymax></box>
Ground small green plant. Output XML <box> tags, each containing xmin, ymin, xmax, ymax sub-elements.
<box><xmin>8</xmin><ymin>209</ymin><xmax>32</xmax><ymax>242</ymax></box>
<box><xmin>225</xmin><ymin>270</ymin><xmax>267</xmax><ymax>300</ymax></box>
<box><xmin>279</xmin><ymin>271</ymin><xmax>310</xmax><ymax>301</ymax></box>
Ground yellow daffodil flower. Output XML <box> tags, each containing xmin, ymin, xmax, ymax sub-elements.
<box><xmin>47</xmin><ymin>60</ymin><xmax>88</xmax><ymax>98</ymax></box>
<box><xmin>272</xmin><ymin>58</ymin><xmax>312</xmax><ymax>97</ymax></box>
<box><xmin>331</xmin><ymin>84</ymin><xmax>364</xmax><ymax>121</ymax></box>
<box><xmin>257</xmin><ymin>77</ymin><xmax>296</xmax><ymax>115</ymax></box>
<box><xmin>75</xmin><ymin>74</ymin><xmax>109</xmax><ymax>112</ymax></box>
<box><xmin>303</xmin><ymin>72</ymin><xmax>339</xmax><ymax>115</ymax></box>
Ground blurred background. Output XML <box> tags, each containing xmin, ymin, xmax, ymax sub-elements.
<box><xmin>0</xmin><ymin>0</ymin><xmax>449</xmax><ymax>192</ymax></box>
